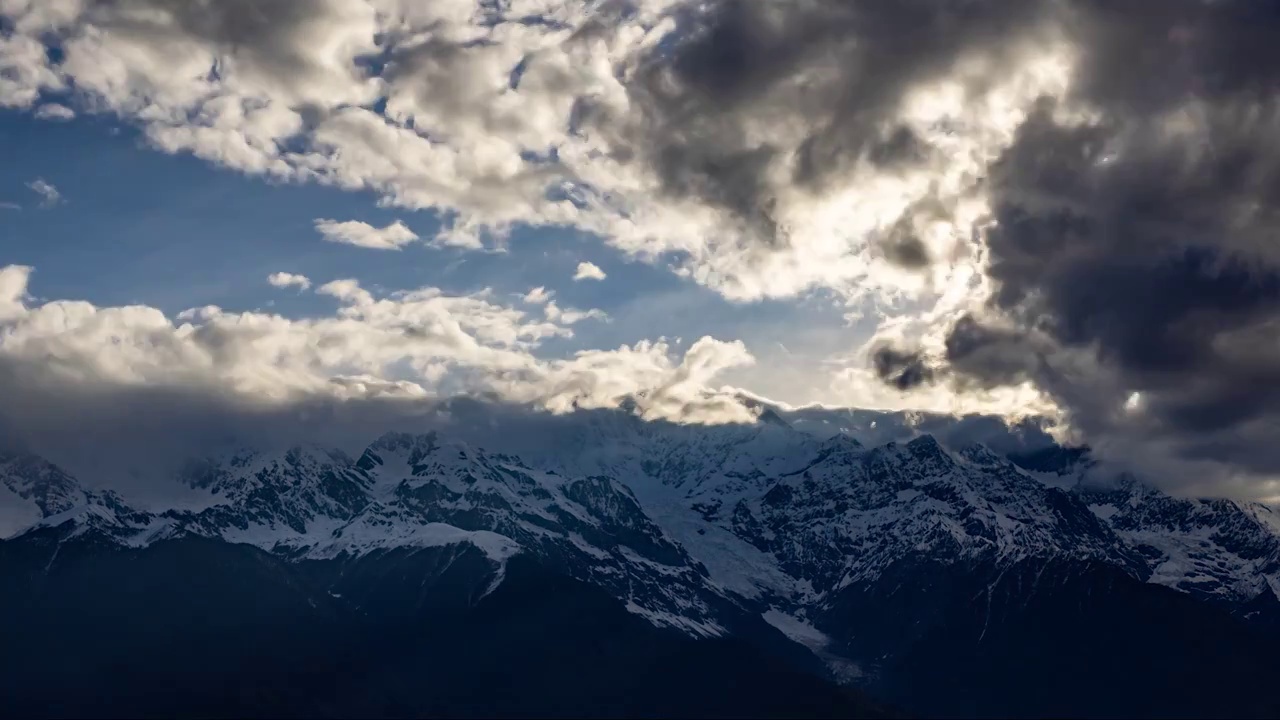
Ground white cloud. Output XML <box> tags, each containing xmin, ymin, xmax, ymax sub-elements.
<box><xmin>314</xmin><ymin>219</ymin><xmax>419</xmax><ymax>250</ymax></box>
<box><xmin>0</xmin><ymin>0</ymin><xmax>1051</xmax><ymax>308</ymax></box>
<box><xmin>0</xmin><ymin>31</ymin><xmax>63</xmax><ymax>109</ymax></box>
<box><xmin>0</xmin><ymin>265</ymin><xmax>32</xmax><ymax>321</ymax></box>
<box><xmin>0</xmin><ymin>0</ymin><xmax>1073</xmax><ymax>343</ymax></box>
<box><xmin>522</xmin><ymin>286</ymin><xmax>552</xmax><ymax>304</ymax></box>
<box><xmin>25</xmin><ymin>178</ymin><xmax>61</xmax><ymax>207</ymax></box>
<box><xmin>0</xmin><ymin>264</ymin><xmax>754</xmax><ymax>425</ymax></box>
<box><xmin>543</xmin><ymin>300</ymin><xmax>607</xmax><ymax>326</ymax></box>
<box><xmin>573</xmin><ymin>261</ymin><xmax>607</xmax><ymax>282</ymax></box>
<box><xmin>0</xmin><ymin>202</ymin><xmax>20</xmax><ymax>211</ymax></box>
<box><xmin>0</xmin><ymin>0</ymin><xmax>1085</xmax><ymax>430</ymax></box>
<box><xmin>33</xmin><ymin>102</ymin><xmax>74</xmax><ymax>120</ymax></box>
<box><xmin>267</xmin><ymin>272</ymin><xmax>312</xmax><ymax>291</ymax></box>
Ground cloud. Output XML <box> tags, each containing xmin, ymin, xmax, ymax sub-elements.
<box><xmin>0</xmin><ymin>30</ymin><xmax>63</xmax><ymax>109</ymax></box>
<box><xmin>573</xmin><ymin>261</ymin><xmax>607</xmax><ymax>282</ymax></box>
<box><xmin>543</xmin><ymin>300</ymin><xmax>608</xmax><ymax>326</ymax></box>
<box><xmin>0</xmin><ymin>265</ymin><xmax>755</xmax><ymax>451</ymax></box>
<box><xmin>314</xmin><ymin>219</ymin><xmax>418</xmax><ymax>250</ymax></box>
<box><xmin>9</xmin><ymin>1</ymin><xmax>1280</xmax><ymax>494</ymax></box>
<box><xmin>33</xmin><ymin>103</ymin><xmax>74</xmax><ymax>120</ymax></box>
<box><xmin>0</xmin><ymin>0</ymin><xmax>1059</xmax><ymax>303</ymax></box>
<box><xmin>870</xmin><ymin>344</ymin><xmax>935</xmax><ymax>391</ymax></box>
<box><xmin>0</xmin><ymin>202</ymin><xmax>20</xmax><ymax>211</ymax></box>
<box><xmin>522</xmin><ymin>286</ymin><xmax>552</xmax><ymax>305</ymax></box>
<box><xmin>267</xmin><ymin>272</ymin><xmax>312</xmax><ymax>291</ymax></box>
<box><xmin>847</xmin><ymin>3</ymin><xmax>1280</xmax><ymax>491</ymax></box>
<box><xmin>25</xmin><ymin>178</ymin><xmax>61</xmax><ymax>207</ymax></box>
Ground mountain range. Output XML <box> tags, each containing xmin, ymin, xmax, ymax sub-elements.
<box><xmin>4</xmin><ymin>399</ymin><xmax>1279</xmax><ymax>718</ymax></box>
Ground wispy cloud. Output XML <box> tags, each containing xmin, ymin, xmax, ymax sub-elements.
<box><xmin>25</xmin><ymin>178</ymin><xmax>61</xmax><ymax>208</ymax></box>
<box><xmin>33</xmin><ymin>103</ymin><xmax>74</xmax><ymax>121</ymax></box>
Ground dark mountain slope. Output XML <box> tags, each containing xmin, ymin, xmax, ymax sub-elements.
<box><xmin>820</xmin><ymin>558</ymin><xmax>1280</xmax><ymax>719</ymax></box>
<box><xmin>0</xmin><ymin>531</ymin><xmax>890</xmax><ymax>719</ymax></box>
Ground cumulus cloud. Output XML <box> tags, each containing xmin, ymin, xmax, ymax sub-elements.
<box><xmin>845</xmin><ymin>1</ymin><xmax>1280</xmax><ymax>492</ymax></box>
<box><xmin>0</xmin><ymin>265</ymin><xmax>754</xmax><ymax>458</ymax></box>
<box><xmin>314</xmin><ymin>219</ymin><xmax>418</xmax><ymax>250</ymax></box>
<box><xmin>25</xmin><ymin>178</ymin><xmax>61</xmax><ymax>207</ymax></box>
<box><xmin>0</xmin><ymin>0</ymin><xmax>1057</xmax><ymax>302</ymax></box>
<box><xmin>573</xmin><ymin>261</ymin><xmax>607</xmax><ymax>282</ymax></box>
<box><xmin>8</xmin><ymin>0</ymin><xmax>1280</xmax><ymax>493</ymax></box>
<box><xmin>267</xmin><ymin>272</ymin><xmax>312</xmax><ymax>291</ymax></box>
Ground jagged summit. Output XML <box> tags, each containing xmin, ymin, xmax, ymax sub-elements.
<box><xmin>4</xmin><ymin>417</ymin><xmax>1280</xmax><ymax>636</ymax></box>
<box><xmin>756</xmin><ymin>406</ymin><xmax>792</xmax><ymax>428</ymax></box>
<box><xmin>0</xmin><ymin>450</ymin><xmax>86</xmax><ymax>517</ymax></box>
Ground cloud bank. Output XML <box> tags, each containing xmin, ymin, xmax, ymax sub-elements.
<box><xmin>4</xmin><ymin>1</ymin><xmax>1280</xmax><ymax>494</ymax></box>
<box><xmin>0</xmin><ymin>263</ymin><xmax>753</xmax><ymax>428</ymax></box>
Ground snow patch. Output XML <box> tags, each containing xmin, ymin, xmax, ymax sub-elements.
<box><xmin>762</xmin><ymin>608</ymin><xmax>829</xmax><ymax>651</ymax></box>
<box><xmin>625</xmin><ymin>601</ymin><xmax>725</xmax><ymax>638</ymax></box>
<box><xmin>1088</xmin><ymin>503</ymin><xmax>1119</xmax><ymax>520</ymax></box>
<box><xmin>304</xmin><ymin>520</ymin><xmax>522</xmax><ymax>563</ymax></box>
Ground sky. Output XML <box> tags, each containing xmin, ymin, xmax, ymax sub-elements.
<box><xmin>2</xmin><ymin>0</ymin><xmax>1280</xmax><ymax>499</ymax></box>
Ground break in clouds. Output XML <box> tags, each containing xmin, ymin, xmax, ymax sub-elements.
<box><xmin>3</xmin><ymin>0</ymin><xmax>1280</xmax><ymax>495</ymax></box>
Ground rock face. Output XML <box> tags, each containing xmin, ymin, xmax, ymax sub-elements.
<box><xmin>4</xmin><ymin>405</ymin><xmax>1280</xmax><ymax>717</ymax></box>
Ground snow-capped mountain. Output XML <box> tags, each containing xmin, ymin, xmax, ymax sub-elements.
<box><xmin>726</xmin><ymin>435</ymin><xmax>1148</xmax><ymax>600</ymax></box>
<box><xmin>9</xmin><ymin>406</ymin><xmax>1280</xmax><ymax>629</ymax></box>
<box><xmin>3</xmin><ymin>431</ymin><xmax>738</xmax><ymax>636</ymax></box>
<box><xmin>1</xmin><ymin>451</ymin><xmax>90</xmax><ymax>535</ymax></box>
<box><xmin>1071</xmin><ymin>472</ymin><xmax>1280</xmax><ymax>604</ymax></box>
<box><xmin>6</xmin><ymin>404</ymin><xmax>1280</xmax><ymax>717</ymax></box>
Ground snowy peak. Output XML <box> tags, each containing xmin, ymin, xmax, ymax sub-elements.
<box><xmin>813</xmin><ymin>432</ymin><xmax>865</xmax><ymax>462</ymax></box>
<box><xmin>756</xmin><ymin>407</ymin><xmax>792</xmax><ymax>429</ymax></box>
<box><xmin>5</xmin><ymin>415</ymin><xmax>1280</xmax><ymax>639</ymax></box>
<box><xmin>174</xmin><ymin>442</ymin><xmax>374</xmax><ymax>544</ymax></box>
<box><xmin>0</xmin><ymin>453</ymin><xmax>167</xmax><ymax>546</ymax></box>
<box><xmin>955</xmin><ymin>442</ymin><xmax>1006</xmax><ymax>468</ymax></box>
<box><xmin>361</xmin><ymin>430</ymin><xmax>441</xmax><ymax>468</ymax></box>
<box><xmin>724</xmin><ymin>433</ymin><xmax>1144</xmax><ymax>594</ymax></box>
<box><xmin>1073</xmin><ymin>473</ymin><xmax>1280</xmax><ymax>602</ymax></box>
<box><xmin>1</xmin><ymin>451</ymin><xmax>88</xmax><ymax>518</ymax></box>
<box><xmin>861</xmin><ymin>434</ymin><xmax>955</xmax><ymax>482</ymax></box>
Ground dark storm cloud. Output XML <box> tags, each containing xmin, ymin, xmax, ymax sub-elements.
<box><xmin>600</xmin><ymin>0</ymin><xmax>1053</xmax><ymax>244</ymax></box>
<box><xmin>875</xmin><ymin>197</ymin><xmax>955</xmax><ymax>270</ymax></box>
<box><xmin>925</xmin><ymin>1</ymin><xmax>1280</xmax><ymax>477</ymax></box>
<box><xmin>943</xmin><ymin>314</ymin><xmax>1043</xmax><ymax>388</ymax></box>
<box><xmin>871</xmin><ymin>345</ymin><xmax>936</xmax><ymax>391</ymax></box>
<box><xmin>881</xmin><ymin>232</ymin><xmax>931</xmax><ymax>270</ymax></box>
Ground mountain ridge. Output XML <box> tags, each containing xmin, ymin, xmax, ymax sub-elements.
<box><xmin>5</xmin><ymin>406</ymin><xmax>1280</xmax><ymax>717</ymax></box>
